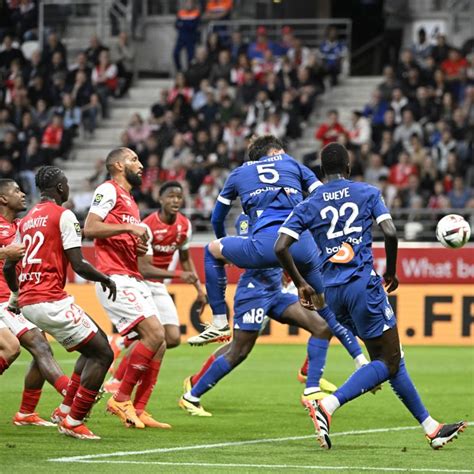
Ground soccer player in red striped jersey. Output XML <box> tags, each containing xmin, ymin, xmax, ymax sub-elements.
<box><xmin>4</xmin><ymin>167</ymin><xmax>117</xmax><ymax>440</ymax></box>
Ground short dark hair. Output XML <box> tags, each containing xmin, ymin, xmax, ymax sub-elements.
<box><xmin>105</xmin><ymin>147</ymin><xmax>133</xmax><ymax>173</ymax></box>
<box><xmin>320</xmin><ymin>143</ymin><xmax>349</xmax><ymax>175</ymax></box>
<box><xmin>247</xmin><ymin>135</ymin><xmax>285</xmax><ymax>161</ymax></box>
<box><xmin>0</xmin><ymin>179</ymin><xmax>15</xmax><ymax>195</ymax></box>
<box><xmin>159</xmin><ymin>181</ymin><xmax>182</xmax><ymax>196</ymax></box>
<box><xmin>35</xmin><ymin>166</ymin><xmax>64</xmax><ymax>191</ymax></box>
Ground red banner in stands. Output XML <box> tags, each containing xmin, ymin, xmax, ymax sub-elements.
<box><xmin>74</xmin><ymin>243</ymin><xmax>474</xmax><ymax>284</ymax></box>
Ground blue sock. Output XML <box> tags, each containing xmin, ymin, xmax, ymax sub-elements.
<box><xmin>318</xmin><ymin>306</ymin><xmax>362</xmax><ymax>359</ymax></box>
<box><xmin>389</xmin><ymin>358</ymin><xmax>429</xmax><ymax>423</ymax></box>
<box><xmin>191</xmin><ymin>355</ymin><xmax>233</xmax><ymax>398</ymax></box>
<box><xmin>204</xmin><ymin>245</ymin><xmax>227</xmax><ymax>316</ymax></box>
<box><xmin>306</xmin><ymin>337</ymin><xmax>329</xmax><ymax>389</ymax></box>
<box><xmin>334</xmin><ymin>360</ymin><xmax>390</xmax><ymax>406</ymax></box>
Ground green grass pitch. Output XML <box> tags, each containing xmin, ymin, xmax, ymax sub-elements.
<box><xmin>0</xmin><ymin>343</ymin><xmax>472</xmax><ymax>473</ymax></box>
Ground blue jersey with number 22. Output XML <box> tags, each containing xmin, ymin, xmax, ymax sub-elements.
<box><xmin>218</xmin><ymin>153</ymin><xmax>321</xmax><ymax>234</ymax></box>
<box><xmin>280</xmin><ymin>179</ymin><xmax>392</xmax><ymax>286</ymax></box>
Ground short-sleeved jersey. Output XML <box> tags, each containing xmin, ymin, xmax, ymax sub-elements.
<box><xmin>89</xmin><ymin>180</ymin><xmax>142</xmax><ymax>279</ymax></box>
<box><xmin>234</xmin><ymin>213</ymin><xmax>283</xmax><ymax>292</ymax></box>
<box><xmin>217</xmin><ymin>153</ymin><xmax>321</xmax><ymax>234</ymax></box>
<box><xmin>280</xmin><ymin>179</ymin><xmax>391</xmax><ymax>286</ymax></box>
<box><xmin>18</xmin><ymin>201</ymin><xmax>82</xmax><ymax>307</ymax></box>
<box><xmin>0</xmin><ymin>215</ymin><xmax>19</xmax><ymax>302</ymax></box>
<box><xmin>143</xmin><ymin>211</ymin><xmax>192</xmax><ymax>281</ymax></box>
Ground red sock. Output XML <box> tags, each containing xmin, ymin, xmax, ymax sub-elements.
<box><xmin>115</xmin><ymin>342</ymin><xmax>155</xmax><ymax>402</ymax></box>
<box><xmin>0</xmin><ymin>357</ymin><xmax>9</xmax><ymax>375</ymax></box>
<box><xmin>114</xmin><ymin>354</ymin><xmax>129</xmax><ymax>382</ymax></box>
<box><xmin>54</xmin><ymin>375</ymin><xmax>70</xmax><ymax>396</ymax></box>
<box><xmin>300</xmin><ymin>356</ymin><xmax>309</xmax><ymax>376</ymax></box>
<box><xmin>191</xmin><ymin>354</ymin><xmax>216</xmax><ymax>385</ymax></box>
<box><xmin>19</xmin><ymin>388</ymin><xmax>42</xmax><ymax>414</ymax></box>
<box><xmin>134</xmin><ymin>360</ymin><xmax>162</xmax><ymax>414</ymax></box>
<box><xmin>69</xmin><ymin>385</ymin><xmax>98</xmax><ymax>422</ymax></box>
<box><xmin>63</xmin><ymin>372</ymin><xmax>81</xmax><ymax>407</ymax></box>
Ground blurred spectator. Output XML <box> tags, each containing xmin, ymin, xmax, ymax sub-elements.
<box><xmin>85</xmin><ymin>35</ymin><xmax>109</xmax><ymax>67</ymax></box>
<box><xmin>141</xmin><ymin>153</ymin><xmax>160</xmax><ymax>194</ymax></box>
<box><xmin>410</xmin><ymin>28</ymin><xmax>432</xmax><ymax>70</ymax></box>
<box><xmin>0</xmin><ymin>35</ymin><xmax>24</xmax><ymax>71</ymax></box>
<box><xmin>348</xmin><ymin>110</ymin><xmax>371</xmax><ymax>147</ymax></box>
<box><xmin>173</xmin><ymin>0</ymin><xmax>201</xmax><ymax>71</ymax></box>
<box><xmin>41</xmin><ymin>112</ymin><xmax>65</xmax><ymax>162</ymax></box>
<box><xmin>448</xmin><ymin>175</ymin><xmax>472</xmax><ymax>208</ymax></box>
<box><xmin>247</xmin><ymin>26</ymin><xmax>277</xmax><ymax>62</ymax></box>
<box><xmin>42</xmin><ymin>32</ymin><xmax>67</xmax><ymax>69</ymax></box>
<box><xmin>161</xmin><ymin>133</ymin><xmax>192</xmax><ymax>171</ymax></box>
<box><xmin>428</xmin><ymin>180</ymin><xmax>450</xmax><ymax>209</ymax></box>
<box><xmin>111</xmin><ymin>32</ymin><xmax>135</xmax><ymax>96</ymax></box>
<box><xmin>319</xmin><ymin>26</ymin><xmax>346</xmax><ymax>86</ymax></box>
<box><xmin>245</xmin><ymin>90</ymin><xmax>274</xmax><ymax>128</ymax></box>
<box><xmin>363</xmin><ymin>89</ymin><xmax>389</xmax><ymax>127</ymax></box>
<box><xmin>210</xmin><ymin>49</ymin><xmax>232</xmax><ymax>85</ymax></box>
<box><xmin>377</xmin><ymin>65</ymin><xmax>400</xmax><ymax>102</ymax></box>
<box><xmin>0</xmin><ymin>129</ymin><xmax>21</xmax><ymax>164</ymax></box>
<box><xmin>229</xmin><ymin>30</ymin><xmax>248</xmax><ymax>62</ymax></box>
<box><xmin>18</xmin><ymin>136</ymin><xmax>43</xmax><ymax>200</ymax></box>
<box><xmin>126</xmin><ymin>113</ymin><xmax>150</xmax><ymax>148</ymax></box>
<box><xmin>315</xmin><ymin>109</ymin><xmax>347</xmax><ymax>146</ymax></box>
<box><xmin>390</xmin><ymin>87</ymin><xmax>409</xmax><ymax>124</ymax></box>
<box><xmin>91</xmin><ymin>50</ymin><xmax>118</xmax><ymax>117</ymax></box>
<box><xmin>11</xmin><ymin>0</ymin><xmax>38</xmax><ymax>42</ymax></box>
<box><xmin>255</xmin><ymin>110</ymin><xmax>287</xmax><ymax>139</ymax></box>
<box><xmin>441</xmin><ymin>48</ymin><xmax>468</xmax><ymax>83</ymax></box>
<box><xmin>388</xmin><ymin>151</ymin><xmax>418</xmax><ymax>188</ymax></box>
<box><xmin>203</xmin><ymin>0</ymin><xmax>233</xmax><ymax>21</ymax></box>
<box><xmin>364</xmin><ymin>153</ymin><xmax>389</xmax><ymax>186</ymax></box>
<box><xmin>288</xmin><ymin>38</ymin><xmax>311</xmax><ymax>68</ymax></box>
<box><xmin>432</xmin><ymin>34</ymin><xmax>451</xmax><ymax>64</ymax></box>
<box><xmin>168</xmin><ymin>72</ymin><xmax>193</xmax><ymax>104</ymax></box>
<box><xmin>432</xmin><ymin>128</ymin><xmax>457</xmax><ymax>172</ymax></box>
<box><xmin>185</xmin><ymin>45</ymin><xmax>212</xmax><ymax>89</ymax></box>
<box><xmin>393</xmin><ymin>109</ymin><xmax>423</xmax><ymax>152</ymax></box>
<box><xmin>195</xmin><ymin>174</ymin><xmax>219</xmax><ymax>218</ymax></box>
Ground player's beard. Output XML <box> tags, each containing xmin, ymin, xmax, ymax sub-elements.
<box><xmin>125</xmin><ymin>167</ymin><xmax>142</xmax><ymax>187</ymax></box>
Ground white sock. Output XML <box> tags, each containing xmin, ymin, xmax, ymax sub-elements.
<box><xmin>59</xmin><ymin>404</ymin><xmax>71</xmax><ymax>414</ymax></box>
<box><xmin>185</xmin><ymin>391</ymin><xmax>200</xmax><ymax>403</ymax></box>
<box><xmin>354</xmin><ymin>354</ymin><xmax>369</xmax><ymax>369</ymax></box>
<box><xmin>212</xmin><ymin>314</ymin><xmax>228</xmax><ymax>329</ymax></box>
<box><xmin>421</xmin><ymin>416</ymin><xmax>440</xmax><ymax>435</ymax></box>
<box><xmin>320</xmin><ymin>395</ymin><xmax>340</xmax><ymax>415</ymax></box>
<box><xmin>65</xmin><ymin>415</ymin><xmax>82</xmax><ymax>427</ymax></box>
<box><xmin>303</xmin><ymin>387</ymin><xmax>320</xmax><ymax>396</ymax></box>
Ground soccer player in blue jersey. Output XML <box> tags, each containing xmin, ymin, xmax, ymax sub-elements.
<box><xmin>179</xmin><ymin>213</ymin><xmax>351</xmax><ymax>416</ymax></box>
<box><xmin>189</xmin><ymin>135</ymin><xmax>367</xmax><ymax>371</ymax></box>
<box><xmin>275</xmin><ymin>142</ymin><xmax>467</xmax><ymax>450</ymax></box>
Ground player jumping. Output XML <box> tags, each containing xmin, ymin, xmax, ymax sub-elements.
<box><xmin>3</xmin><ymin>166</ymin><xmax>117</xmax><ymax>440</ymax></box>
<box><xmin>0</xmin><ymin>179</ymin><xmax>70</xmax><ymax>427</ymax></box>
<box><xmin>275</xmin><ymin>143</ymin><xmax>467</xmax><ymax>450</ymax></box>
<box><xmin>84</xmin><ymin>147</ymin><xmax>170</xmax><ymax>429</ymax></box>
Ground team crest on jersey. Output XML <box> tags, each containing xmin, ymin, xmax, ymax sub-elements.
<box><xmin>0</xmin><ymin>230</ymin><xmax>10</xmax><ymax>236</ymax></box>
<box><xmin>239</xmin><ymin>219</ymin><xmax>249</xmax><ymax>235</ymax></box>
<box><xmin>93</xmin><ymin>194</ymin><xmax>103</xmax><ymax>205</ymax></box>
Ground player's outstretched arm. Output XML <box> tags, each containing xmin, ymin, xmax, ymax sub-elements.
<box><xmin>210</xmin><ymin>201</ymin><xmax>231</xmax><ymax>239</ymax></box>
<box><xmin>0</xmin><ymin>243</ymin><xmax>25</xmax><ymax>261</ymax></box>
<box><xmin>179</xmin><ymin>248</ymin><xmax>206</xmax><ymax>303</ymax></box>
<box><xmin>137</xmin><ymin>254</ymin><xmax>197</xmax><ymax>283</ymax></box>
<box><xmin>3</xmin><ymin>258</ymin><xmax>19</xmax><ymax>293</ymax></box>
<box><xmin>379</xmin><ymin>219</ymin><xmax>399</xmax><ymax>293</ymax></box>
<box><xmin>65</xmin><ymin>247</ymin><xmax>117</xmax><ymax>300</ymax></box>
<box><xmin>84</xmin><ymin>212</ymin><xmax>148</xmax><ymax>241</ymax></box>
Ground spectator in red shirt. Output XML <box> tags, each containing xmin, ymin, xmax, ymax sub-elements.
<box><xmin>41</xmin><ymin>112</ymin><xmax>64</xmax><ymax>163</ymax></box>
<box><xmin>441</xmin><ymin>48</ymin><xmax>468</xmax><ymax>81</ymax></box>
<box><xmin>315</xmin><ymin>109</ymin><xmax>347</xmax><ymax>146</ymax></box>
<box><xmin>388</xmin><ymin>150</ymin><xmax>418</xmax><ymax>188</ymax></box>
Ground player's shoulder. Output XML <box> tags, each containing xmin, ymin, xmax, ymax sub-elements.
<box><xmin>142</xmin><ymin>211</ymin><xmax>157</xmax><ymax>226</ymax></box>
<box><xmin>176</xmin><ymin>212</ymin><xmax>191</xmax><ymax>228</ymax></box>
<box><xmin>93</xmin><ymin>180</ymin><xmax>117</xmax><ymax>197</ymax></box>
<box><xmin>349</xmin><ymin>180</ymin><xmax>380</xmax><ymax>197</ymax></box>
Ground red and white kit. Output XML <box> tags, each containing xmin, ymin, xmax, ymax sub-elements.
<box><xmin>18</xmin><ymin>201</ymin><xmax>97</xmax><ymax>351</ymax></box>
<box><xmin>89</xmin><ymin>180</ymin><xmax>159</xmax><ymax>335</ymax></box>
<box><xmin>142</xmin><ymin>211</ymin><xmax>192</xmax><ymax>326</ymax></box>
<box><xmin>0</xmin><ymin>215</ymin><xmax>36</xmax><ymax>338</ymax></box>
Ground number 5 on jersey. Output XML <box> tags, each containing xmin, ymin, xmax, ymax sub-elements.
<box><xmin>257</xmin><ymin>163</ymin><xmax>280</xmax><ymax>184</ymax></box>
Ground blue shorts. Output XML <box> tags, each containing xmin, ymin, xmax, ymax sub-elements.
<box><xmin>233</xmin><ymin>286</ymin><xmax>298</xmax><ymax>332</ymax></box>
<box><xmin>325</xmin><ymin>273</ymin><xmax>396</xmax><ymax>340</ymax></box>
<box><xmin>221</xmin><ymin>230</ymin><xmax>324</xmax><ymax>293</ymax></box>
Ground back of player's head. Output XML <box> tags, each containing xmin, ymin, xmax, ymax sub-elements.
<box><xmin>105</xmin><ymin>147</ymin><xmax>133</xmax><ymax>174</ymax></box>
<box><xmin>35</xmin><ymin>166</ymin><xmax>64</xmax><ymax>191</ymax></box>
<box><xmin>247</xmin><ymin>135</ymin><xmax>285</xmax><ymax>161</ymax></box>
<box><xmin>320</xmin><ymin>143</ymin><xmax>349</xmax><ymax>175</ymax></box>
<box><xmin>0</xmin><ymin>178</ymin><xmax>15</xmax><ymax>196</ymax></box>
<box><xmin>159</xmin><ymin>181</ymin><xmax>182</xmax><ymax>196</ymax></box>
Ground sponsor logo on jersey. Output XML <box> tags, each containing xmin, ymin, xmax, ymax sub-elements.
<box><xmin>122</xmin><ymin>214</ymin><xmax>140</xmax><ymax>225</ymax></box>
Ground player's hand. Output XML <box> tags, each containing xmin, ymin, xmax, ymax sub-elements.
<box><xmin>136</xmin><ymin>238</ymin><xmax>148</xmax><ymax>256</ymax></box>
<box><xmin>4</xmin><ymin>243</ymin><xmax>26</xmax><ymax>261</ymax></box>
<box><xmin>196</xmin><ymin>291</ymin><xmax>207</xmax><ymax>305</ymax></box>
<box><xmin>297</xmin><ymin>283</ymin><xmax>316</xmax><ymax>310</ymax></box>
<box><xmin>101</xmin><ymin>277</ymin><xmax>117</xmax><ymax>301</ymax></box>
<box><xmin>180</xmin><ymin>271</ymin><xmax>198</xmax><ymax>284</ymax></box>
<box><xmin>127</xmin><ymin>224</ymin><xmax>149</xmax><ymax>242</ymax></box>
<box><xmin>383</xmin><ymin>273</ymin><xmax>399</xmax><ymax>293</ymax></box>
<box><xmin>7</xmin><ymin>291</ymin><xmax>20</xmax><ymax>314</ymax></box>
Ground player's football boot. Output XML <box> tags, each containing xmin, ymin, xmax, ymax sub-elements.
<box><xmin>103</xmin><ymin>377</ymin><xmax>121</xmax><ymax>394</ymax></box>
<box><xmin>58</xmin><ymin>419</ymin><xmax>100</xmax><ymax>440</ymax></box>
<box><xmin>187</xmin><ymin>323</ymin><xmax>231</xmax><ymax>346</ymax></box>
<box><xmin>300</xmin><ymin>391</ymin><xmax>329</xmax><ymax>405</ymax></box>
<box><xmin>106</xmin><ymin>398</ymin><xmax>145</xmax><ymax>428</ymax></box>
<box><xmin>426</xmin><ymin>421</ymin><xmax>467</xmax><ymax>449</ymax></box>
<box><xmin>183</xmin><ymin>375</ymin><xmax>194</xmax><ymax>393</ymax></box>
<box><xmin>178</xmin><ymin>395</ymin><xmax>212</xmax><ymax>417</ymax></box>
<box><xmin>50</xmin><ymin>406</ymin><xmax>68</xmax><ymax>424</ymax></box>
<box><xmin>297</xmin><ymin>371</ymin><xmax>337</xmax><ymax>393</ymax></box>
<box><xmin>138</xmin><ymin>411</ymin><xmax>172</xmax><ymax>429</ymax></box>
<box><xmin>12</xmin><ymin>412</ymin><xmax>55</xmax><ymax>427</ymax></box>
<box><xmin>302</xmin><ymin>399</ymin><xmax>332</xmax><ymax>449</ymax></box>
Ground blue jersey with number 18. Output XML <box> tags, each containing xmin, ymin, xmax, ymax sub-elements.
<box><xmin>217</xmin><ymin>153</ymin><xmax>321</xmax><ymax>234</ymax></box>
<box><xmin>279</xmin><ymin>179</ymin><xmax>392</xmax><ymax>286</ymax></box>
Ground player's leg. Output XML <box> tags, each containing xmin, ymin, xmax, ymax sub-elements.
<box><xmin>151</xmin><ymin>282</ymin><xmax>181</xmax><ymax>349</ymax></box>
<box><xmin>0</xmin><ymin>323</ymin><xmax>21</xmax><ymax>374</ymax></box>
<box><xmin>104</xmin><ymin>337</ymin><xmax>135</xmax><ymax>394</ymax></box>
<box><xmin>180</xmin><ymin>330</ymin><xmax>259</xmax><ymax>416</ymax></box>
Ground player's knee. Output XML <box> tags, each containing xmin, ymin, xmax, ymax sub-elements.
<box><xmin>2</xmin><ymin>336</ymin><xmax>21</xmax><ymax>364</ymax></box>
<box><xmin>383</xmin><ymin>350</ymin><xmax>401</xmax><ymax>378</ymax></box>
<box><xmin>166</xmin><ymin>335</ymin><xmax>180</xmax><ymax>349</ymax></box>
<box><xmin>207</xmin><ymin>240</ymin><xmax>222</xmax><ymax>259</ymax></box>
<box><xmin>226</xmin><ymin>347</ymin><xmax>249</xmax><ymax>367</ymax></box>
<box><xmin>99</xmin><ymin>342</ymin><xmax>115</xmax><ymax>369</ymax></box>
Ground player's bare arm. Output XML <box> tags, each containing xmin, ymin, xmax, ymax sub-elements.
<box><xmin>379</xmin><ymin>219</ymin><xmax>399</xmax><ymax>293</ymax></box>
<box><xmin>65</xmin><ymin>247</ymin><xmax>117</xmax><ymax>301</ymax></box>
<box><xmin>138</xmin><ymin>254</ymin><xmax>197</xmax><ymax>283</ymax></box>
<box><xmin>0</xmin><ymin>243</ymin><xmax>26</xmax><ymax>261</ymax></box>
<box><xmin>179</xmin><ymin>248</ymin><xmax>206</xmax><ymax>303</ymax></box>
<box><xmin>84</xmin><ymin>212</ymin><xmax>148</xmax><ymax>242</ymax></box>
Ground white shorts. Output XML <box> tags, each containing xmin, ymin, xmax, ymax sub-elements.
<box><xmin>146</xmin><ymin>281</ymin><xmax>179</xmax><ymax>327</ymax></box>
<box><xmin>21</xmin><ymin>296</ymin><xmax>97</xmax><ymax>351</ymax></box>
<box><xmin>0</xmin><ymin>301</ymin><xmax>37</xmax><ymax>338</ymax></box>
<box><xmin>0</xmin><ymin>318</ymin><xmax>7</xmax><ymax>330</ymax></box>
<box><xmin>96</xmin><ymin>275</ymin><xmax>160</xmax><ymax>336</ymax></box>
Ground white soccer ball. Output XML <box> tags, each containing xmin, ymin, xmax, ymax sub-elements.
<box><xmin>436</xmin><ymin>214</ymin><xmax>471</xmax><ymax>249</ymax></box>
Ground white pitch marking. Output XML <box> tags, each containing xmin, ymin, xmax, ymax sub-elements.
<box><xmin>51</xmin><ymin>460</ymin><xmax>474</xmax><ymax>473</ymax></box>
<box><xmin>49</xmin><ymin>425</ymin><xmax>426</xmax><ymax>463</ymax></box>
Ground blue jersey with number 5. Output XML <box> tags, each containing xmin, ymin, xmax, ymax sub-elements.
<box><xmin>217</xmin><ymin>153</ymin><xmax>321</xmax><ymax>234</ymax></box>
<box><xmin>279</xmin><ymin>179</ymin><xmax>391</xmax><ymax>286</ymax></box>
